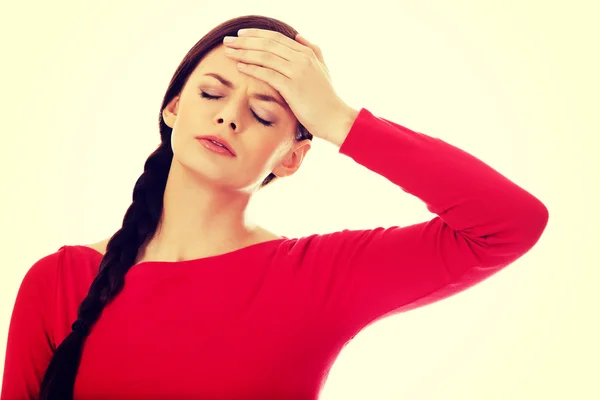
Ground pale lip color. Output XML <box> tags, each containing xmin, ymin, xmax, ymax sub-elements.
<box><xmin>195</xmin><ymin>135</ymin><xmax>236</xmax><ymax>156</ymax></box>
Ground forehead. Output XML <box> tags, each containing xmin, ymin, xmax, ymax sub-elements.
<box><xmin>190</xmin><ymin>45</ymin><xmax>282</xmax><ymax>100</ymax></box>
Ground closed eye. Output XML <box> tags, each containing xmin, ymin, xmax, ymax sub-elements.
<box><xmin>199</xmin><ymin>91</ymin><xmax>274</xmax><ymax>127</ymax></box>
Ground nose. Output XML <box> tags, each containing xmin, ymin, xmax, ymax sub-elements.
<box><xmin>217</xmin><ymin>117</ymin><xmax>237</xmax><ymax>132</ymax></box>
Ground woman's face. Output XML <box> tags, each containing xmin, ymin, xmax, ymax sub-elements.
<box><xmin>162</xmin><ymin>44</ymin><xmax>312</xmax><ymax>192</ymax></box>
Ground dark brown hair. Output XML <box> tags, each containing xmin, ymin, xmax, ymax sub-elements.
<box><xmin>39</xmin><ymin>14</ymin><xmax>312</xmax><ymax>399</ymax></box>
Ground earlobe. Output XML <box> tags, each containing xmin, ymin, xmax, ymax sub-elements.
<box><xmin>162</xmin><ymin>109</ymin><xmax>174</xmax><ymax>128</ymax></box>
<box><xmin>162</xmin><ymin>96</ymin><xmax>180</xmax><ymax>128</ymax></box>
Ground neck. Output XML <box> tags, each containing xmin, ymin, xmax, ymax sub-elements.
<box><xmin>138</xmin><ymin>161</ymin><xmax>257</xmax><ymax>263</ymax></box>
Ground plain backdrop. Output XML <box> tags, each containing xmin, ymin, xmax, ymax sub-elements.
<box><xmin>0</xmin><ymin>0</ymin><xmax>597</xmax><ymax>399</ymax></box>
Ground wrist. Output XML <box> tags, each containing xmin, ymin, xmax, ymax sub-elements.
<box><xmin>323</xmin><ymin>104</ymin><xmax>359</xmax><ymax>147</ymax></box>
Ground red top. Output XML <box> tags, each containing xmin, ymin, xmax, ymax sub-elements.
<box><xmin>1</xmin><ymin>108</ymin><xmax>548</xmax><ymax>400</ymax></box>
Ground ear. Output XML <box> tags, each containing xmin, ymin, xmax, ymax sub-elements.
<box><xmin>271</xmin><ymin>139</ymin><xmax>312</xmax><ymax>178</ymax></box>
<box><xmin>162</xmin><ymin>96</ymin><xmax>181</xmax><ymax>128</ymax></box>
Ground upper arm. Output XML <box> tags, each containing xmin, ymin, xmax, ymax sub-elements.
<box><xmin>310</xmin><ymin>217</ymin><xmax>535</xmax><ymax>334</ymax></box>
<box><xmin>1</xmin><ymin>250</ymin><xmax>60</xmax><ymax>400</ymax></box>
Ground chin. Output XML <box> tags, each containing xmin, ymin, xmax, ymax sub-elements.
<box><xmin>174</xmin><ymin>156</ymin><xmax>256</xmax><ymax>190</ymax></box>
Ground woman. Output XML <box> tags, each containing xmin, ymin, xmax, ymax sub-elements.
<box><xmin>2</xmin><ymin>14</ymin><xmax>548</xmax><ymax>400</ymax></box>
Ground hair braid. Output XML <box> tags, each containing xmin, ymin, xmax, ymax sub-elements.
<box><xmin>38</xmin><ymin>144</ymin><xmax>172</xmax><ymax>399</ymax></box>
<box><xmin>38</xmin><ymin>14</ymin><xmax>310</xmax><ymax>399</ymax></box>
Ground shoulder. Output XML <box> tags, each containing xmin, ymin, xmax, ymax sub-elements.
<box><xmin>24</xmin><ymin>242</ymin><xmax>105</xmax><ymax>284</ymax></box>
<box><xmin>20</xmin><ymin>248</ymin><xmax>65</xmax><ymax>289</ymax></box>
<box><xmin>84</xmin><ymin>237</ymin><xmax>110</xmax><ymax>256</ymax></box>
<box><xmin>11</xmin><ymin>243</ymin><xmax>104</xmax><ymax>350</ymax></box>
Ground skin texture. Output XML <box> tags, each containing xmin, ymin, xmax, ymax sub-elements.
<box><xmin>36</xmin><ymin>21</ymin><xmax>362</xmax><ymax>399</ymax></box>
<box><xmin>155</xmin><ymin>43</ymin><xmax>314</xmax><ymax>257</ymax></box>
<box><xmin>89</xmin><ymin>29</ymin><xmax>359</xmax><ymax>263</ymax></box>
<box><xmin>91</xmin><ymin>43</ymin><xmax>312</xmax><ymax>262</ymax></box>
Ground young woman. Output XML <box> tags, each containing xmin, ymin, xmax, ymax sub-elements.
<box><xmin>2</xmin><ymin>14</ymin><xmax>549</xmax><ymax>400</ymax></box>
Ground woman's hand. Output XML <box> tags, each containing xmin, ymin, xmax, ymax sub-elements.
<box><xmin>223</xmin><ymin>28</ymin><xmax>356</xmax><ymax>142</ymax></box>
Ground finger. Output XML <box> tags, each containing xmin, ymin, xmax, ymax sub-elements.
<box><xmin>225</xmin><ymin>48</ymin><xmax>293</xmax><ymax>79</ymax></box>
<box><xmin>225</xmin><ymin>36</ymin><xmax>297</xmax><ymax>62</ymax></box>
<box><xmin>295</xmin><ymin>33</ymin><xmax>331</xmax><ymax>82</ymax></box>
<box><xmin>295</xmin><ymin>34</ymin><xmax>326</xmax><ymax>65</ymax></box>
<box><xmin>236</xmin><ymin>62</ymin><xmax>288</xmax><ymax>95</ymax></box>
<box><xmin>237</xmin><ymin>28</ymin><xmax>308</xmax><ymax>55</ymax></box>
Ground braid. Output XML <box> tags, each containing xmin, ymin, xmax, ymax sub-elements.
<box><xmin>38</xmin><ymin>114</ymin><xmax>308</xmax><ymax>400</ymax></box>
<box><xmin>37</xmin><ymin>15</ymin><xmax>313</xmax><ymax>400</ymax></box>
<box><xmin>38</xmin><ymin>124</ymin><xmax>307</xmax><ymax>400</ymax></box>
<box><xmin>38</xmin><ymin>144</ymin><xmax>172</xmax><ymax>399</ymax></box>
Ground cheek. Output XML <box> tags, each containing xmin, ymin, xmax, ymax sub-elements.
<box><xmin>234</xmin><ymin>139</ymin><xmax>276</xmax><ymax>175</ymax></box>
<box><xmin>254</xmin><ymin>139</ymin><xmax>291</xmax><ymax>170</ymax></box>
<box><xmin>170</xmin><ymin>102</ymin><xmax>211</xmax><ymax>152</ymax></box>
<box><xmin>176</xmin><ymin>99</ymin><xmax>208</xmax><ymax>130</ymax></box>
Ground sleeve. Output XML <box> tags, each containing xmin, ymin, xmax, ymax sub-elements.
<box><xmin>1</xmin><ymin>249</ymin><xmax>61</xmax><ymax>400</ymax></box>
<box><xmin>308</xmin><ymin>108</ymin><xmax>549</xmax><ymax>334</ymax></box>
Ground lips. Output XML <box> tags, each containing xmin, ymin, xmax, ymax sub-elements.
<box><xmin>195</xmin><ymin>135</ymin><xmax>236</xmax><ymax>156</ymax></box>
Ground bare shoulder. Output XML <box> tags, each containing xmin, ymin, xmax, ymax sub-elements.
<box><xmin>252</xmin><ymin>226</ymin><xmax>283</xmax><ymax>242</ymax></box>
<box><xmin>84</xmin><ymin>237</ymin><xmax>110</xmax><ymax>256</ymax></box>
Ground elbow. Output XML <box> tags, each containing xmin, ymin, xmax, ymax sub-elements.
<box><xmin>528</xmin><ymin>198</ymin><xmax>549</xmax><ymax>245</ymax></box>
<box><xmin>481</xmin><ymin>198</ymin><xmax>549</xmax><ymax>265</ymax></box>
<box><xmin>513</xmin><ymin>197</ymin><xmax>549</xmax><ymax>254</ymax></box>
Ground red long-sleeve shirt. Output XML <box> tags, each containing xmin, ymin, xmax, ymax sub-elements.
<box><xmin>1</xmin><ymin>108</ymin><xmax>548</xmax><ymax>400</ymax></box>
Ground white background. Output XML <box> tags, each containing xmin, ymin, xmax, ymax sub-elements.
<box><xmin>1</xmin><ymin>0</ymin><xmax>597</xmax><ymax>398</ymax></box>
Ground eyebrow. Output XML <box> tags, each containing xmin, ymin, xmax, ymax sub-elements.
<box><xmin>203</xmin><ymin>72</ymin><xmax>287</xmax><ymax>109</ymax></box>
